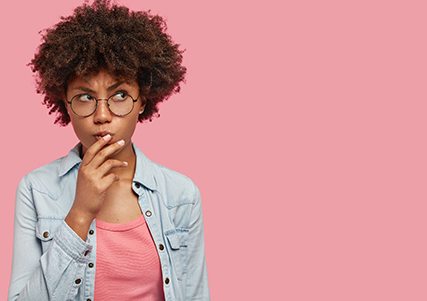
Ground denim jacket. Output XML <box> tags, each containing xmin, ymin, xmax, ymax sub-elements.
<box><xmin>8</xmin><ymin>143</ymin><xmax>210</xmax><ymax>301</ymax></box>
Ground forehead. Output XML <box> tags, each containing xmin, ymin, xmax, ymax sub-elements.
<box><xmin>68</xmin><ymin>69</ymin><xmax>136</xmax><ymax>87</ymax></box>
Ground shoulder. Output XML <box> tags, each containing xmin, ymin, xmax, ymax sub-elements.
<box><xmin>154</xmin><ymin>160</ymin><xmax>200</xmax><ymax>205</ymax></box>
<box><xmin>18</xmin><ymin>155</ymin><xmax>68</xmax><ymax>199</ymax></box>
<box><xmin>145</xmin><ymin>156</ymin><xmax>201</xmax><ymax>208</ymax></box>
<box><xmin>18</xmin><ymin>144</ymin><xmax>81</xmax><ymax>199</ymax></box>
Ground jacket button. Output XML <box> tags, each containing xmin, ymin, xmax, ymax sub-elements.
<box><xmin>75</xmin><ymin>278</ymin><xmax>81</xmax><ymax>285</ymax></box>
<box><xmin>89</xmin><ymin>229</ymin><xmax>94</xmax><ymax>235</ymax></box>
<box><xmin>87</xmin><ymin>299</ymin><xmax>92</xmax><ymax>301</ymax></box>
<box><xmin>88</xmin><ymin>263</ymin><xmax>94</xmax><ymax>268</ymax></box>
<box><xmin>42</xmin><ymin>231</ymin><xmax>49</xmax><ymax>238</ymax></box>
<box><xmin>145</xmin><ymin>210</ymin><xmax>152</xmax><ymax>217</ymax></box>
<box><xmin>165</xmin><ymin>277</ymin><xmax>170</xmax><ymax>284</ymax></box>
<box><xmin>135</xmin><ymin>182</ymin><xmax>141</xmax><ymax>188</ymax></box>
<box><xmin>159</xmin><ymin>244</ymin><xmax>164</xmax><ymax>251</ymax></box>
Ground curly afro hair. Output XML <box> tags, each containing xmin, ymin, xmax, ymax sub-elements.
<box><xmin>29</xmin><ymin>0</ymin><xmax>186</xmax><ymax>126</ymax></box>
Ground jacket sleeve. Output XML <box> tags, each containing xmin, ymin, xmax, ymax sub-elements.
<box><xmin>8</xmin><ymin>175</ymin><xmax>93</xmax><ymax>301</ymax></box>
<box><xmin>185</xmin><ymin>184</ymin><xmax>210</xmax><ymax>300</ymax></box>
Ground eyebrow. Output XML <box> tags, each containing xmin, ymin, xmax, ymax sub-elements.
<box><xmin>72</xmin><ymin>81</ymin><xmax>128</xmax><ymax>93</ymax></box>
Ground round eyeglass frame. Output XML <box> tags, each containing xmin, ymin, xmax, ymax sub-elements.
<box><xmin>66</xmin><ymin>91</ymin><xmax>141</xmax><ymax>117</ymax></box>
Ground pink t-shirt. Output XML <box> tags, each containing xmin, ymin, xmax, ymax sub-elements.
<box><xmin>94</xmin><ymin>214</ymin><xmax>165</xmax><ymax>301</ymax></box>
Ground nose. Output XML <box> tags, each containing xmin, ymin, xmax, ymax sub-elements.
<box><xmin>93</xmin><ymin>99</ymin><xmax>112</xmax><ymax>124</ymax></box>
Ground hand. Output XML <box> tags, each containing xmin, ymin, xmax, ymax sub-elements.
<box><xmin>70</xmin><ymin>134</ymin><xmax>128</xmax><ymax>220</ymax></box>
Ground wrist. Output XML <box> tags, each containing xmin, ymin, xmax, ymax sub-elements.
<box><xmin>66</xmin><ymin>207</ymin><xmax>95</xmax><ymax>224</ymax></box>
<box><xmin>65</xmin><ymin>207</ymin><xmax>95</xmax><ymax>241</ymax></box>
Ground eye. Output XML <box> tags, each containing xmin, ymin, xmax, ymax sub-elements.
<box><xmin>75</xmin><ymin>94</ymin><xmax>94</xmax><ymax>102</ymax></box>
<box><xmin>111</xmin><ymin>91</ymin><xmax>129</xmax><ymax>102</ymax></box>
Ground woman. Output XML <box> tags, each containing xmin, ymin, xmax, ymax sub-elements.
<box><xmin>8</xmin><ymin>0</ymin><xmax>210</xmax><ymax>300</ymax></box>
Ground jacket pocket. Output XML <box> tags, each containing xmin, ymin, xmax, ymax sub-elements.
<box><xmin>35</xmin><ymin>218</ymin><xmax>63</xmax><ymax>253</ymax></box>
<box><xmin>165</xmin><ymin>230</ymin><xmax>189</xmax><ymax>281</ymax></box>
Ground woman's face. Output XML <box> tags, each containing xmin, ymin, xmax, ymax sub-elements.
<box><xmin>65</xmin><ymin>69</ymin><xmax>144</xmax><ymax>156</ymax></box>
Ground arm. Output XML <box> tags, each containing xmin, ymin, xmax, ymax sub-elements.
<box><xmin>8</xmin><ymin>175</ymin><xmax>93</xmax><ymax>301</ymax></box>
<box><xmin>185</xmin><ymin>184</ymin><xmax>210</xmax><ymax>300</ymax></box>
<box><xmin>9</xmin><ymin>137</ymin><xmax>125</xmax><ymax>300</ymax></box>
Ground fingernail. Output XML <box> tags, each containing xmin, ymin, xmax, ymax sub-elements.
<box><xmin>123</xmin><ymin>161</ymin><xmax>128</xmax><ymax>166</ymax></box>
<box><xmin>103</xmin><ymin>134</ymin><xmax>111</xmax><ymax>141</ymax></box>
<box><xmin>117</xmin><ymin>139</ymin><xmax>125</xmax><ymax>146</ymax></box>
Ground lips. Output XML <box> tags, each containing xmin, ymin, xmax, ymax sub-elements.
<box><xmin>94</xmin><ymin>131</ymin><xmax>113</xmax><ymax>140</ymax></box>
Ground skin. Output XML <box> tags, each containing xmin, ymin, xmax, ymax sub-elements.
<box><xmin>64</xmin><ymin>69</ymin><xmax>146</xmax><ymax>240</ymax></box>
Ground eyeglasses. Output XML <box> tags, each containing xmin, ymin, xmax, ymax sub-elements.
<box><xmin>66</xmin><ymin>91</ymin><xmax>140</xmax><ymax>117</ymax></box>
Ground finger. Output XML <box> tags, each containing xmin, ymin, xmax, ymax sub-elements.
<box><xmin>101</xmin><ymin>173</ymin><xmax>120</xmax><ymax>190</ymax></box>
<box><xmin>90</xmin><ymin>139</ymin><xmax>126</xmax><ymax>168</ymax></box>
<box><xmin>97</xmin><ymin>159</ymin><xmax>128</xmax><ymax>178</ymax></box>
<box><xmin>81</xmin><ymin>134</ymin><xmax>113</xmax><ymax>166</ymax></box>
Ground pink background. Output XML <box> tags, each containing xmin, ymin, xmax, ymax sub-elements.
<box><xmin>1</xmin><ymin>0</ymin><xmax>427</xmax><ymax>300</ymax></box>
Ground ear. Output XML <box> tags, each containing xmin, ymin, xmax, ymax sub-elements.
<box><xmin>61</xmin><ymin>93</ymin><xmax>71</xmax><ymax>114</ymax></box>
<box><xmin>138</xmin><ymin>98</ymin><xmax>146</xmax><ymax>114</ymax></box>
<box><xmin>65</xmin><ymin>102</ymin><xmax>72</xmax><ymax>115</ymax></box>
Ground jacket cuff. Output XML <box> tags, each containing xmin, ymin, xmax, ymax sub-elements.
<box><xmin>53</xmin><ymin>220</ymin><xmax>93</xmax><ymax>261</ymax></box>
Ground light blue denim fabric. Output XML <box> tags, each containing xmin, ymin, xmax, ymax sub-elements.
<box><xmin>8</xmin><ymin>143</ymin><xmax>210</xmax><ymax>301</ymax></box>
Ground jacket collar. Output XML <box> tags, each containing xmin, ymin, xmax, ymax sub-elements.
<box><xmin>58</xmin><ymin>142</ymin><xmax>157</xmax><ymax>191</ymax></box>
<box><xmin>132</xmin><ymin>143</ymin><xmax>158</xmax><ymax>191</ymax></box>
<box><xmin>58</xmin><ymin>143</ymin><xmax>81</xmax><ymax>177</ymax></box>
